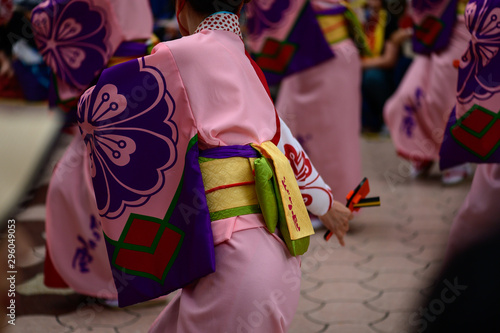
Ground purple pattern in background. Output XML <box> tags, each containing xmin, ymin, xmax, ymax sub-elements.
<box><xmin>457</xmin><ymin>0</ymin><xmax>500</xmax><ymax>104</ymax></box>
<box><xmin>247</xmin><ymin>0</ymin><xmax>335</xmax><ymax>86</ymax></box>
<box><xmin>77</xmin><ymin>57</ymin><xmax>178</xmax><ymax>220</ymax></box>
<box><xmin>31</xmin><ymin>0</ymin><xmax>114</xmax><ymax>91</ymax></box>
<box><xmin>411</xmin><ymin>0</ymin><xmax>458</xmax><ymax>54</ymax></box>
<box><xmin>440</xmin><ymin>106</ymin><xmax>500</xmax><ymax>168</ymax></box>
<box><xmin>246</xmin><ymin>0</ymin><xmax>292</xmax><ymax>37</ymax></box>
<box><xmin>401</xmin><ymin>88</ymin><xmax>424</xmax><ymax>138</ymax></box>
<box><xmin>440</xmin><ymin>0</ymin><xmax>500</xmax><ymax>169</ymax></box>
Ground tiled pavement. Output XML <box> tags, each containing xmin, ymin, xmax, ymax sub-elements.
<box><xmin>1</xmin><ymin>103</ymin><xmax>472</xmax><ymax>333</ymax></box>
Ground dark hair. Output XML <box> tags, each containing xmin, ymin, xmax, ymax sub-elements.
<box><xmin>186</xmin><ymin>0</ymin><xmax>245</xmax><ymax>15</ymax></box>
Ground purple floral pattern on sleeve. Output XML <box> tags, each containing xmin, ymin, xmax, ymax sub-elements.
<box><xmin>77</xmin><ymin>57</ymin><xmax>178</xmax><ymax>219</ymax></box>
<box><xmin>457</xmin><ymin>0</ymin><xmax>500</xmax><ymax>104</ymax></box>
<box><xmin>31</xmin><ymin>0</ymin><xmax>120</xmax><ymax>91</ymax></box>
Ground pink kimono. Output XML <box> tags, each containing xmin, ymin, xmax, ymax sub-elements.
<box><xmin>275</xmin><ymin>0</ymin><xmax>362</xmax><ymax>205</ymax></box>
<box><xmin>440</xmin><ymin>0</ymin><xmax>500</xmax><ymax>261</ymax></box>
<box><xmin>35</xmin><ymin>0</ymin><xmax>153</xmax><ymax>298</ymax></box>
<box><xmin>150</xmin><ymin>116</ymin><xmax>333</xmax><ymax>332</ymax></box>
<box><xmin>77</xmin><ymin>12</ymin><xmax>334</xmax><ymax>332</ymax></box>
<box><xmin>383</xmin><ymin>14</ymin><xmax>469</xmax><ymax>164</ymax></box>
<box><xmin>149</xmin><ymin>14</ymin><xmax>332</xmax><ymax>332</ymax></box>
<box><xmin>445</xmin><ymin>164</ymin><xmax>500</xmax><ymax>260</ymax></box>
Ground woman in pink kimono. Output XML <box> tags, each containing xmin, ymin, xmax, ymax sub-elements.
<box><xmin>439</xmin><ymin>0</ymin><xmax>500</xmax><ymax>261</ymax></box>
<box><xmin>383</xmin><ymin>0</ymin><xmax>471</xmax><ymax>184</ymax></box>
<box><xmin>32</xmin><ymin>0</ymin><xmax>154</xmax><ymax>300</ymax></box>
<box><xmin>275</xmin><ymin>0</ymin><xmax>364</xmax><ymax>205</ymax></box>
<box><xmin>75</xmin><ymin>0</ymin><xmax>352</xmax><ymax>330</ymax></box>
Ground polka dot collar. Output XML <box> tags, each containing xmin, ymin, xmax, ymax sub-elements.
<box><xmin>195</xmin><ymin>12</ymin><xmax>242</xmax><ymax>39</ymax></box>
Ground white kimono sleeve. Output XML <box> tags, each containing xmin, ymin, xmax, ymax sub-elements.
<box><xmin>276</xmin><ymin>118</ymin><xmax>334</xmax><ymax>216</ymax></box>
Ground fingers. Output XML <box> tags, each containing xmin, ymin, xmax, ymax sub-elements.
<box><xmin>321</xmin><ymin>202</ymin><xmax>352</xmax><ymax>245</ymax></box>
<box><xmin>337</xmin><ymin>219</ymin><xmax>350</xmax><ymax>245</ymax></box>
<box><xmin>335</xmin><ymin>232</ymin><xmax>345</xmax><ymax>247</ymax></box>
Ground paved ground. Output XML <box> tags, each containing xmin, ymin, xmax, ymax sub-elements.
<box><xmin>1</xmin><ymin>105</ymin><xmax>472</xmax><ymax>332</ymax></box>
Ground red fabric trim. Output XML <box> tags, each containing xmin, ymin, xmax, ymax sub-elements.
<box><xmin>44</xmin><ymin>245</ymin><xmax>69</xmax><ymax>288</ymax></box>
<box><xmin>244</xmin><ymin>50</ymin><xmax>281</xmax><ymax>144</ymax></box>
<box><xmin>205</xmin><ymin>181</ymin><xmax>256</xmax><ymax>194</ymax></box>
<box><xmin>245</xmin><ymin>50</ymin><xmax>271</xmax><ymax>98</ymax></box>
<box><xmin>271</xmin><ymin>112</ymin><xmax>281</xmax><ymax>145</ymax></box>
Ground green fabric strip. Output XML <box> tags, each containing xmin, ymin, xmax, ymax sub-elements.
<box><xmin>198</xmin><ymin>156</ymin><xmax>216</xmax><ymax>163</ymax></box>
<box><xmin>344</xmin><ymin>7</ymin><xmax>373</xmax><ymax>57</ymax></box>
<box><xmin>210</xmin><ymin>205</ymin><xmax>262</xmax><ymax>221</ymax></box>
<box><xmin>254</xmin><ymin>157</ymin><xmax>279</xmax><ymax>233</ymax></box>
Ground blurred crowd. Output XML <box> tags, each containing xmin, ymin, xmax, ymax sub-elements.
<box><xmin>0</xmin><ymin>0</ymin><xmax>412</xmax><ymax>111</ymax></box>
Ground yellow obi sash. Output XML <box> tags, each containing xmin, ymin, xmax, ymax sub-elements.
<box><xmin>316</xmin><ymin>13</ymin><xmax>350</xmax><ymax>45</ymax></box>
<box><xmin>199</xmin><ymin>143</ymin><xmax>314</xmax><ymax>256</ymax></box>
<box><xmin>315</xmin><ymin>3</ymin><xmax>372</xmax><ymax>56</ymax></box>
<box><xmin>200</xmin><ymin>156</ymin><xmax>260</xmax><ymax>221</ymax></box>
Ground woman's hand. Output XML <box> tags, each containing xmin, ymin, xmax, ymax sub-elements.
<box><xmin>390</xmin><ymin>28</ymin><xmax>412</xmax><ymax>46</ymax></box>
<box><xmin>319</xmin><ymin>201</ymin><xmax>353</xmax><ymax>246</ymax></box>
<box><xmin>361</xmin><ymin>40</ymin><xmax>399</xmax><ymax>69</ymax></box>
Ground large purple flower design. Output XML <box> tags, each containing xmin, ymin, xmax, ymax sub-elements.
<box><xmin>31</xmin><ymin>0</ymin><xmax>121</xmax><ymax>91</ymax></box>
<box><xmin>77</xmin><ymin>57</ymin><xmax>178</xmax><ymax>219</ymax></box>
<box><xmin>245</xmin><ymin>0</ymin><xmax>292</xmax><ymax>37</ymax></box>
<box><xmin>457</xmin><ymin>0</ymin><xmax>500</xmax><ymax>104</ymax></box>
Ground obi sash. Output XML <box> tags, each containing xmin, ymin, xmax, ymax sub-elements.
<box><xmin>199</xmin><ymin>144</ymin><xmax>315</xmax><ymax>256</ymax></box>
<box><xmin>314</xmin><ymin>4</ymin><xmax>371</xmax><ymax>57</ymax></box>
<box><xmin>200</xmin><ymin>145</ymin><xmax>261</xmax><ymax>221</ymax></box>
<box><xmin>315</xmin><ymin>6</ymin><xmax>350</xmax><ymax>45</ymax></box>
